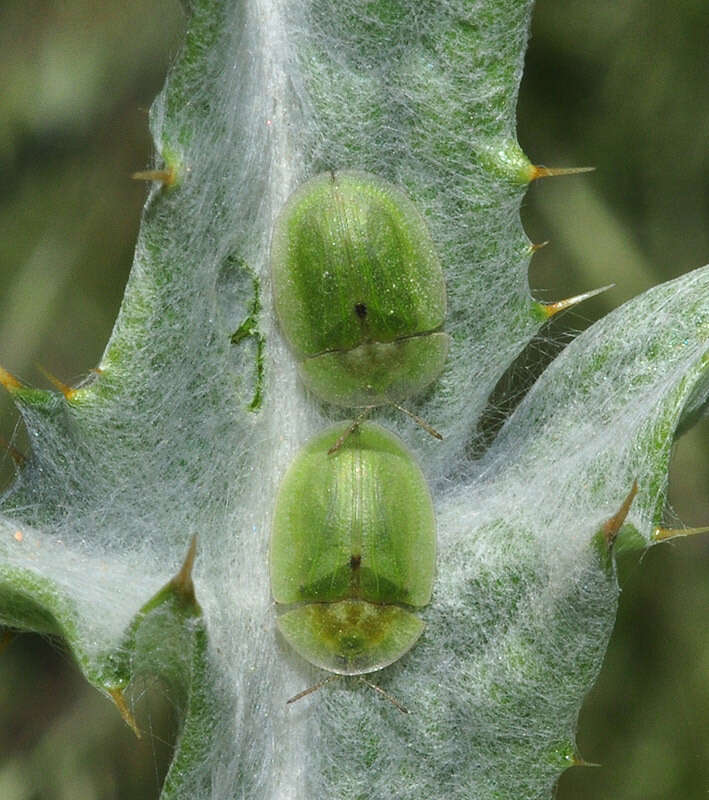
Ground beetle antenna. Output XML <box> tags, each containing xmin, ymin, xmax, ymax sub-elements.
<box><xmin>386</xmin><ymin>401</ymin><xmax>443</xmax><ymax>441</ymax></box>
<box><xmin>327</xmin><ymin>407</ymin><xmax>374</xmax><ymax>454</ymax></box>
<box><xmin>286</xmin><ymin>675</ymin><xmax>340</xmax><ymax>705</ymax></box>
<box><xmin>358</xmin><ymin>677</ymin><xmax>409</xmax><ymax>713</ymax></box>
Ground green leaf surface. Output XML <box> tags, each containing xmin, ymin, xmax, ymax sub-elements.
<box><xmin>1</xmin><ymin>1</ymin><xmax>708</xmax><ymax>798</ymax></box>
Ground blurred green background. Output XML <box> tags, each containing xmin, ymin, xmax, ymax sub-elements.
<box><xmin>0</xmin><ymin>1</ymin><xmax>708</xmax><ymax>797</ymax></box>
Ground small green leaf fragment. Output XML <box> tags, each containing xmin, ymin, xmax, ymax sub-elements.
<box><xmin>230</xmin><ymin>275</ymin><xmax>264</xmax><ymax>411</ymax></box>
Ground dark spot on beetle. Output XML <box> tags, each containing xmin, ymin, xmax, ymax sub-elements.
<box><xmin>350</xmin><ymin>554</ymin><xmax>362</xmax><ymax>570</ymax></box>
<box><xmin>354</xmin><ymin>303</ymin><xmax>367</xmax><ymax>319</ymax></box>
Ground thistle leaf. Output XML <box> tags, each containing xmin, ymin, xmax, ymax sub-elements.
<box><xmin>1</xmin><ymin>1</ymin><xmax>708</xmax><ymax>799</ymax></box>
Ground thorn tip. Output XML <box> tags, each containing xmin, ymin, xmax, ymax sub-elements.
<box><xmin>530</xmin><ymin>240</ymin><xmax>550</xmax><ymax>253</ymax></box>
<box><xmin>652</xmin><ymin>525</ymin><xmax>709</xmax><ymax>542</ymax></box>
<box><xmin>171</xmin><ymin>535</ymin><xmax>198</xmax><ymax>604</ymax></box>
<box><xmin>132</xmin><ymin>168</ymin><xmax>176</xmax><ymax>187</ymax></box>
<box><xmin>540</xmin><ymin>284</ymin><xmax>615</xmax><ymax>319</ymax></box>
<box><xmin>0</xmin><ymin>435</ymin><xmax>26</xmax><ymax>466</ymax></box>
<box><xmin>36</xmin><ymin>364</ymin><xmax>77</xmax><ymax>400</ymax></box>
<box><xmin>108</xmin><ymin>687</ymin><xmax>141</xmax><ymax>739</ymax></box>
<box><xmin>572</xmin><ymin>753</ymin><xmax>602</xmax><ymax>768</ymax></box>
<box><xmin>0</xmin><ymin>365</ymin><xmax>22</xmax><ymax>393</ymax></box>
<box><xmin>530</xmin><ymin>165</ymin><xmax>596</xmax><ymax>182</ymax></box>
<box><xmin>603</xmin><ymin>481</ymin><xmax>638</xmax><ymax>548</ymax></box>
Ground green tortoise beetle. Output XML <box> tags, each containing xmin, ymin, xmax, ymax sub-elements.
<box><xmin>270</xmin><ymin>421</ymin><xmax>436</xmax><ymax>708</ymax></box>
<box><xmin>271</xmin><ymin>170</ymin><xmax>449</xmax><ymax>435</ymax></box>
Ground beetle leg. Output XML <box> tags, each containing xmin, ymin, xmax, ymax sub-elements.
<box><xmin>357</xmin><ymin>677</ymin><xmax>409</xmax><ymax>714</ymax></box>
<box><xmin>386</xmin><ymin>401</ymin><xmax>443</xmax><ymax>441</ymax></box>
<box><xmin>286</xmin><ymin>674</ymin><xmax>340</xmax><ymax>706</ymax></box>
<box><xmin>327</xmin><ymin>407</ymin><xmax>375</xmax><ymax>454</ymax></box>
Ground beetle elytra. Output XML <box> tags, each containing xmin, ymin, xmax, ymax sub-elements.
<box><xmin>270</xmin><ymin>422</ymin><xmax>436</xmax><ymax>690</ymax></box>
<box><xmin>271</xmin><ymin>170</ymin><xmax>449</xmax><ymax>411</ymax></box>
